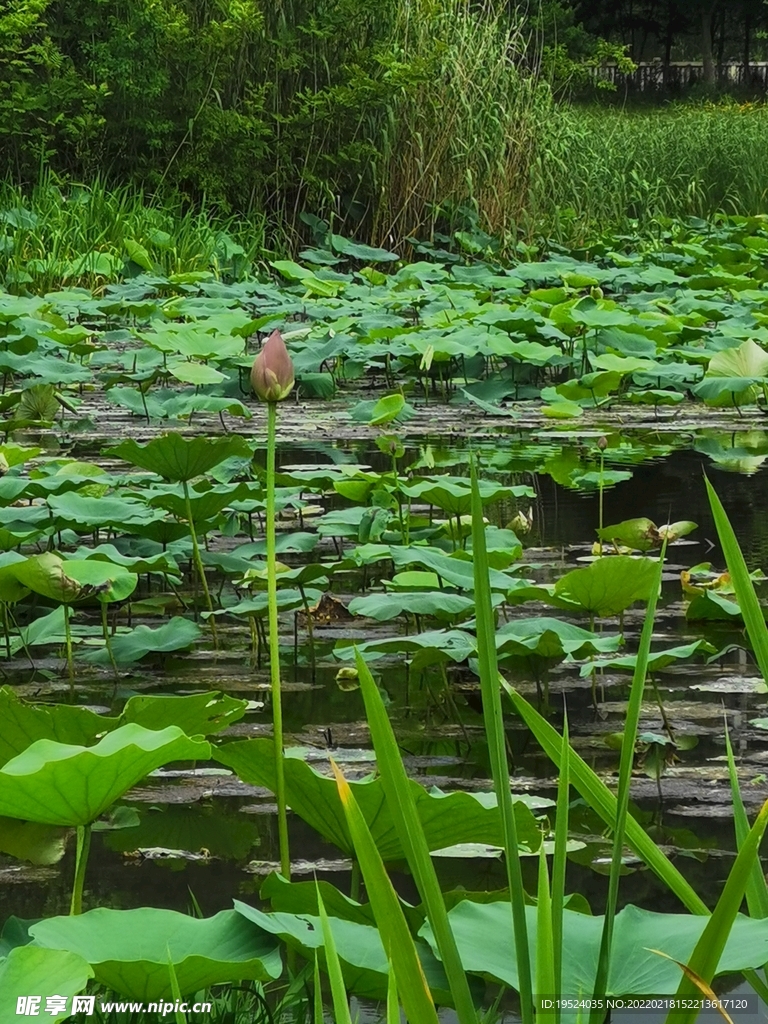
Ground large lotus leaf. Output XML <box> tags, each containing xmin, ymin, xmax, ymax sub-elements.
<box><xmin>0</xmin><ymin>946</ymin><xmax>93</xmax><ymax>1024</ymax></box>
<box><xmin>108</xmin><ymin>433</ymin><xmax>253</xmax><ymax>482</ymax></box>
<box><xmin>0</xmin><ymin>686</ymin><xmax>108</xmax><ymax>765</ymax></box>
<box><xmin>391</xmin><ymin>545</ymin><xmax>528</xmax><ymax>594</ymax></box>
<box><xmin>496</xmin><ymin>617</ymin><xmax>621</xmax><ymax>661</ymax></box>
<box><xmin>421</xmin><ymin>901</ymin><xmax>768</xmax><ymax>1002</ymax></box>
<box><xmin>0</xmin><ymin>724</ymin><xmax>209</xmax><ymax>826</ymax></box>
<box><xmin>73</xmin><ymin>543</ymin><xmax>180</xmax><ymax>577</ymax></box>
<box><xmin>554</xmin><ymin>556</ymin><xmax>658</xmax><ymax>617</ymax></box>
<box><xmin>59</xmin><ymin>558</ymin><xmax>138</xmax><ymax>603</ymax></box>
<box><xmin>0</xmin><ymin>816</ymin><xmax>67</xmax><ymax>865</ymax></box>
<box><xmin>580</xmin><ymin>639</ymin><xmax>716</xmax><ymax>677</ymax></box>
<box><xmin>83</xmin><ymin>617</ymin><xmax>202</xmax><ymax>667</ymax></box>
<box><xmin>685</xmin><ymin>590</ymin><xmax>744</xmax><ymax>621</ymax></box>
<box><xmin>334</xmin><ymin>628</ymin><xmax>477</xmax><ymax>667</ymax></box>
<box><xmin>47</xmin><ymin>492</ymin><xmax>165</xmax><ymax>530</ymax></box>
<box><xmin>120</xmin><ymin>691</ymin><xmax>246</xmax><ymax>735</ymax></box>
<box><xmin>215</xmin><ymin>739</ymin><xmax>540</xmax><ymax>859</ymax></box>
<box><xmin>234</xmin><ymin>901</ymin><xmax>449</xmax><ymax>1002</ymax></box>
<box><xmin>348</xmin><ymin>590</ymin><xmax>475</xmax><ymax>622</ymax></box>
<box><xmin>30</xmin><ymin>908</ymin><xmax>281</xmax><ymax>1000</ymax></box>
<box><xmin>10</xmin><ymin>553</ymin><xmax>81</xmax><ymax>603</ymax></box>
<box><xmin>707</xmin><ymin>338</ymin><xmax>768</xmax><ymax>379</ymax></box>
<box><xmin>400</xmin><ymin>476</ymin><xmax>533</xmax><ymax>517</ymax></box>
<box><xmin>103</xmin><ymin>804</ymin><xmax>259</xmax><ymax>860</ymax></box>
<box><xmin>145</xmin><ymin>482</ymin><xmax>251</xmax><ymax>523</ymax></box>
<box><xmin>0</xmin><ymin>688</ymin><xmax>243</xmax><ymax>766</ymax></box>
<box><xmin>596</xmin><ymin>517</ymin><xmax>659</xmax><ymax>552</ymax></box>
<box><xmin>0</xmin><ymin>551</ymin><xmax>29</xmax><ymax>603</ymax></box>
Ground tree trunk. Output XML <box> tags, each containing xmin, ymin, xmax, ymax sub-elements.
<box><xmin>744</xmin><ymin>4</ymin><xmax>752</xmax><ymax>80</ymax></box>
<box><xmin>701</xmin><ymin>1</ymin><xmax>717</xmax><ymax>87</ymax></box>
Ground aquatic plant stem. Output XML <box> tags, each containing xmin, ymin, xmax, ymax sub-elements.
<box><xmin>183</xmin><ymin>481</ymin><xmax>218</xmax><ymax>649</ymax></box>
<box><xmin>70</xmin><ymin>824</ymin><xmax>91</xmax><ymax>915</ymax></box>
<box><xmin>470</xmin><ymin>458</ymin><xmax>533</xmax><ymax>1024</ymax></box>
<box><xmin>589</xmin><ymin>541</ymin><xmax>666</xmax><ymax>1024</ymax></box>
<box><xmin>267</xmin><ymin>400</ymin><xmax>290</xmax><ymax>880</ymax></box>
<box><xmin>63</xmin><ymin>604</ymin><xmax>74</xmax><ymax>686</ymax></box>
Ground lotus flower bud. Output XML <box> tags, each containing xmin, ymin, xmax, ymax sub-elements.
<box><xmin>251</xmin><ymin>330</ymin><xmax>294</xmax><ymax>403</ymax></box>
<box><xmin>597</xmin><ymin>435</ymin><xmax>608</xmax><ymax>451</ymax></box>
<box><xmin>590</xmin><ymin>286</ymin><xmax>604</xmax><ymax>301</ymax></box>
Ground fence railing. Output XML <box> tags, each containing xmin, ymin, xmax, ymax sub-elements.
<box><xmin>595</xmin><ymin>62</ymin><xmax>768</xmax><ymax>92</ymax></box>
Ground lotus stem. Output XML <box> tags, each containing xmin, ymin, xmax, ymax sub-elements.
<box><xmin>70</xmin><ymin>823</ymin><xmax>91</xmax><ymax>915</ymax></box>
<box><xmin>183</xmin><ymin>480</ymin><xmax>218</xmax><ymax>649</ymax></box>
<box><xmin>63</xmin><ymin>604</ymin><xmax>74</xmax><ymax>687</ymax></box>
<box><xmin>100</xmin><ymin>601</ymin><xmax>119</xmax><ymax>677</ymax></box>
<box><xmin>267</xmin><ymin>399</ymin><xmax>290</xmax><ymax>879</ymax></box>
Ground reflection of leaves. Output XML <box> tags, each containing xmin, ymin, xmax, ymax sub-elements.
<box><xmin>0</xmin><ymin>816</ymin><xmax>68</xmax><ymax>865</ymax></box>
<box><xmin>104</xmin><ymin>805</ymin><xmax>260</xmax><ymax>861</ymax></box>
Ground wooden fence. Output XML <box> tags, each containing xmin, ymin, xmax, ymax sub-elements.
<box><xmin>595</xmin><ymin>62</ymin><xmax>768</xmax><ymax>92</ymax></box>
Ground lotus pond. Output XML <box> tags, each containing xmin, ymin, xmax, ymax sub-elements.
<box><xmin>5</xmin><ymin>218</ymin><xmax>768</xmax><ymax>1023</ymax></box>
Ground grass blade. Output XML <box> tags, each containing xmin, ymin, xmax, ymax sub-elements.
<box><xmin>313</xmin><ymin>951</ymin><xmax>324</xmax><ymax>1024</ymax></box>
<box><xmin>648</xmin><ymin>951</ymin><xmax>734</xmax><ymax>1024</ymax></box>
<box><xmin>663</xmin><ymin>798</ymin><xmax>768</xmax><ymax>1024</ymax></box>
<box><xmin>591</xmin><ymin>544</ymin><xmax>665</xmax><ymax>1019</ymax></box>
<box><xmin>705</xmin><ymin>475</ymin><xmax>768</xmax><ymax>679</ymax></box>
<box><xmin>387</xmin><ymin>959</ymin><xmax>399</xmax><ymax>1024</ymax></box>
<box><xmin>551</xmin><ymin>712</ymin><xmax>570</xmax><ymax>1024</ymax></box>
<box><xmin>471</xmin><ymin>457</ymin><xmax>534</xmax><ymax>1024</ymax></box>
<box><xmin>316</xmin><ymin>883</ymin><xmax>354</xmax><ymax>1024</ymax></box>
<box><xmin>355</xmin><ymin>648</ymin><xmax>478</xmax><ymax>1024</ymax></box>
<box><xmin>535</xmin><ymin>847</ymin><xmax>555</xmax><ymax>1024</ymax></box>
<box><xmin>724</xmin><ymin>716</ymin><xmax>768</xmax><ymax>918</ymax></box>
<box><xmin>331</xmin><ymin>760</ymin><xmax>440</xmax><ymax>1024</ymax></box>
<box><xmin>501</xmin><ymin>681</ymin><xmax>708</xmax><ymax>916</ymax></box>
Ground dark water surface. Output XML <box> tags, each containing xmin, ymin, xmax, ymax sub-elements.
<box><xmin>4</xmin><ymin>427</ymin><xmax>768</xmax><ymax>1021</ymax></box>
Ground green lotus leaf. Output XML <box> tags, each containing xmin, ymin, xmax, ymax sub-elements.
<box><xmin>120</xmin><ymin>690</ymin><xmax>246</xmax><ymax>735</ymax></box>
<box><xmin>496</xmin><ymin>617</ymin><xmax>621</xmax><ymax>662</ymax></box>
<box><xmin>554</xmin><ymin>556</ymin><xmax>658</xmax><ymax>617</ymax></box>
<box><xmin>0</xmin><ymin>947</ymin><xmax>93</xmax><ymax>1024</ymax></box>
<box><xmin>8</xmin><ymin>552</ymin><xmax>81</xmax><ymax>603</ymax></box>
<box><xmin>30</xmin><ymin>908</ymin><xmax>281</xmax><ymax>1000</ymax></box>
<box><xmin>579</xmin><ymin>639</ymin><xmax>717</xmax><ymax>676</ymax></box>
<box><xmin>234</xmin><ymin>901</ymin><xmax>449</xmax><ymax>1002</ymax></box>
<box><xmin>0</xmin><ymin>687</ymin><xmax>243</xmax><ymax>767</ymax></box>
<box><xmin>399</xmin><ymin>476</ymin><xmax>533</xmax><ymax>517</ymax></box>
<box><xmin>215</xmin><ymin>738</ymin><xmax>540</xmax><ymax>860</ymax></box>
<box><xmin>108</xmin><ymin>433</ymin><xmax>253</xmax><ymax>482</ymax></box>
<box><xmin>59</xmin><ymin>558</ymin><xmax>138</xmax><ymax>604</ymax></box>
<box><xmin>348</xmin><ymin>590</ymin><xmax>475</xmax><ymax>622</ymax></box>
<box><xmin>596</xmin><ymin>517</ymin><xmax>659</xmax><ymax>551</ymax></box>
<box><xmin>421</xmin><ymin>901</ymin><xmax>768</xmax><ymax>1003</ymax></box>
<box><xmin>0</xmin><ymin>724</ymin><xmax>209</xmax><ymax>826</ymax></box>
<box><xmin>82</xmin><ymin>617</ymin><xmax>202</xmax><ymax>667</ymax></box>
<box><xmin>47</xmin><ymin>492</ymin><xmax>165</xmax><ymax>530</ymax></box>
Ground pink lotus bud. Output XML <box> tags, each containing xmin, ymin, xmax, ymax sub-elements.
<box><xmin>250</xmin><ymin>330</ymin><xmax>294</xmax><ymax>402</ymax></box>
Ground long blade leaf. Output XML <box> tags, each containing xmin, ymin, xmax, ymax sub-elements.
<box><xmin>331</xmin><ymin>760</ymin><xmax>440</xmax><ymax>1024</ymax></box>
<box><xmin>471</xmin><ymin>457</ymin><xmax>534</xmax><ymax>1024</ymax></box>
<box><xmin>355</xmin><ymin>648</ymin><xmax>477</xmax><ymax>1024</ymax></box>
<box><xmin>501</xmin><ymin>681</ymin><xmax>708</xmax><ymax>916</ymax></box>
